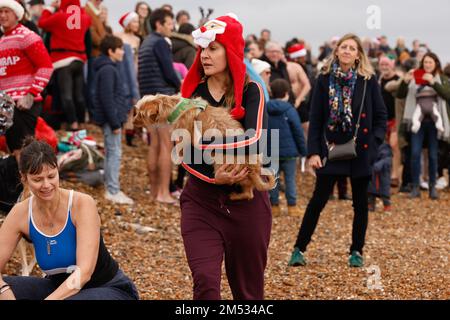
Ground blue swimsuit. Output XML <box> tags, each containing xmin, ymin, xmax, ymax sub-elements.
<box><xmin>28</xmin><ymin>190</ymin><xmax>77</xmax><ymax>275</ymax></box>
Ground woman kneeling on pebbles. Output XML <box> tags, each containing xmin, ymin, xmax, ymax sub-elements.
<box><xmin>0</xmin><ymin>139</ymin><xmax>138</xmax><ymax>300</ymax></box>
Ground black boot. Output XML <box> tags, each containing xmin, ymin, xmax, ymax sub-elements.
<box><xmin>368</xmin><ymin>195</ymin><xmax>376</xmax><ymax>212</ymax></box>
<box><xmin>409</xmin><ymin>185</ymin><xmax>420</xmax><ymax>198</ymax></box>
<box><xmin>399</xmin><ymin>183</ymin><xmax>411</xmax><ymax>193</ymax></box>
<box><xmin>429</xmin><ymin>184</ymin><xmax>438</xmax><ymax>200</ymax></box>
<box><xmin>125</xmin><ymin>131</ymin><xmax>136</xmax><ymax>147</ymax></box>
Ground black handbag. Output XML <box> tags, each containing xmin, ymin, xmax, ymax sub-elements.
<box><xmin>325</xmin><ymin>80</ymin><xmax>367</xmax><ymax>162</ymax></box>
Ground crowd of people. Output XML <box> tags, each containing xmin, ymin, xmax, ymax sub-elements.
<box><xmin>0</xmin><ymin>0</ymin><xmax>449</xmax><ymax>300</ymax></box>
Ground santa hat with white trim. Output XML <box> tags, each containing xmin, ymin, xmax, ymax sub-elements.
<box><xmin>0</xmin><ymin>0</ymin><xmax>24</xmax><ymax>20</ymax></box>
<box><xmin>287</xmin><ymin>44</ymin><xmax>307</xmax><ymax>59</ymax></box>
<box><xmin>182</xmin><ymin>13</ymin><xmax>247</xmax><ymax>120</ymax></box>
<box><xmin>119</xmin><ymin>11</ymin><xmax>139</xmax><ymax>29</ymax></box>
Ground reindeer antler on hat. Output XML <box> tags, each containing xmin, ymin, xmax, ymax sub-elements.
<box><xmin>182</xmin><ymin>13</ymin><xmax>246</xmax><ymax>120</ymax></box>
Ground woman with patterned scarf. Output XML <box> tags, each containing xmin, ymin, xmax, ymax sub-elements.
<box><xmin>288</xmin><ymin>34</ymin><xmax>387</xmax><ymax>268</ymax></box>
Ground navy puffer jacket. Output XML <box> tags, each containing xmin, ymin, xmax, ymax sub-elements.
<box><xmin>267</xmin><ymin>99</ymin><xmax>307</xmax><ymax>158</ymax></box>
<box><xmin>92</xmin><ymin>55</ymin><xmax>129</xmax><ymax>130</ymax></box>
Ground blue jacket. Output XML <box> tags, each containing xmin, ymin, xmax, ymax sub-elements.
<box><xmin>267</xmin><ymin>99</ymin><xmax>307</xmax><ymax>158</ymax></box>
<box><xmin>138</xmin><ymin>32</ymin><xmax>181</xmax><ymax>95</ymax></box>
<box><xmin>92</xmin><ymin>55</ymin><xmax>129</xmax><ymax>130</ymax></box>
<box><xmin>308</xmin><ymin>74</ymin><xmax>387</xmax><ymax>177</ymax></box>
<box><xmin>117</xmin><ymin>44</ymin><xmax>140</xmax><ymax>107</ymax></box>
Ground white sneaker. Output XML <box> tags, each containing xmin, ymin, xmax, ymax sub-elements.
<box><xmin>105</xmin><ymin>191</ymin><xmax>134</xmax><ymax>205</ymax></box>
<box><xmin>420</xmin><ymin>180</ymin><xmax>429</xmax><ymax>190</ymax></box>
<box><xmin>436</xmin><ymin>176</ymin><xmax>448</xmax><ymax>190</ymax></box>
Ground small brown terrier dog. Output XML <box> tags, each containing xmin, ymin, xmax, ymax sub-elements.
<box><xmin>134</xmin><ymin>94</ymin><xmax>275</xmax><ymax>200</ymax></box>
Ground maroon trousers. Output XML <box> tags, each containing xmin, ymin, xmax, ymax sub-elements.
<box><xmin>180</xmin><ymin>175</ymin><xmax>272</xmax><ymax>300</ymax></box>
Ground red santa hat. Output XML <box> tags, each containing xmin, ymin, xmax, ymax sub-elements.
<box><xmin>119</xmin><ymin>11</ymin><xmax>139</xmax><ymax>29</ymax></box>
<box><xmin>287</xmin><ymin>44</ymin><xmax>307</xmax><ymax>59</ymax></box>
<box><xmin>181</xmin><ymin>13</ymin><xmax>246</xmax><ymax>120</ymax></box>
<box><xmin>0</xmin><ymin>0</ymin><xmax>24</xmax><ymax>20</ymax></box>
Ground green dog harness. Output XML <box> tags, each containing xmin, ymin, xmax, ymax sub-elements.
<box><xmin>167</xmin><ymin>98</ymin><xmax>208</xmax><ymax>124</ymax></box>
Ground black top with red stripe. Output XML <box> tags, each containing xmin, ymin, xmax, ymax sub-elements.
<box><xmin>182</xmin><ymin>80</ymin><xmax>268</xmax><ymax>184</ymax></box>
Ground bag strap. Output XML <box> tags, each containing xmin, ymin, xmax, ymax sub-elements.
<box><xmin>80</xmin><ymin>143</ymin><xmax>94</xmax><ymax>169</ymax></box>
<box><xmin>353</xmin><ymin>79</ymin><xmax>367</xmax><ymax>140</ymax></box>
<box><xmin>324</xmin><ymin>79</ymin><xmax>367</xmax><ymax>145</ymax></box>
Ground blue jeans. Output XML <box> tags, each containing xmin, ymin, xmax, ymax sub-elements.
<box><xmin>3</xmin><ymin>269</ymin><xmax>139</xmax><ymax>300</ymax></box>
<box><xmin>269</xmin><ymin>158</ymin><xmax>297</xmax><ymax>206</ymax></box>
<box><xmin>411</xmin><ymin>120</ymin><xmax>438</xmax><ymax>186</ymax></box>
<box><xmin>103</xmin><ymin>124</ymin><xmax>122</xmax><ymax>194</ymax></box>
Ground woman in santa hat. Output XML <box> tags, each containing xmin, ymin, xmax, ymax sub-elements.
<box><xmin>0</xmin><ymin>0</ymin><xmax>53</xmax><ymax>160</ymax></box>
<box><xmin>115</xmin><ymin>11</ymin><xmax>140</xmax><ymax>70</ymax></box>
<box><xmin>179</xmin><ymin>13</ymin><xmax>271</xmax><ymax>300</ymax></box>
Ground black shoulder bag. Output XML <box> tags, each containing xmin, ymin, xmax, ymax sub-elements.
<box><xmin>325</xmin><ymin>80</ymin><xmax>367</xmax><ymax>162</ymax></box>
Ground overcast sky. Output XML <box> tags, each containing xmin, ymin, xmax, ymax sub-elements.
<box><xmin>100</xmin><ymin>0</ymin><xmax>450</xmax><ymax>64</ymax></box>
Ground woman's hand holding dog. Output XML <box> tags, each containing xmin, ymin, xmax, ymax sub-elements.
<box><xmin>215</xmin><ymin>164</ymin><xmax>248</xmax><ymax>185</ymax></box>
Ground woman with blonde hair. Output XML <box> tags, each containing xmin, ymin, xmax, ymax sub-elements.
<box><xmin>289</xmin><ymin>34</ymin><xmax>387</xmax><ymax>268</ymax></box>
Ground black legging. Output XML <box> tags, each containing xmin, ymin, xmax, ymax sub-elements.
<box><xmin>294</xmin><ymin>174</ymin><xmax>370</xmax><ymax>254</ymax></box>
<box><xmin>401</xmin><ymin>145</ymin><xmax>412</xmax><ymax>188</ymax></box>
<box><xmin>55</xmin><ymin>60</ymin><xmax>87</xmax><ymax>125</ymax></box>
<box><xmin>438</xmin><ymin>141</ymin><xmax>450</xmax><ymax>177</ymax></box>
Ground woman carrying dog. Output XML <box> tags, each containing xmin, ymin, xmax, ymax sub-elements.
<box><xmin>178</xmin><ymin>14</ymin><xmax>271</xmax><ymax>300</ymax></box>
<box><xmin>288</xmin><ymin>34</ymin><xmax>387</xmax><ymax>268</ymax></box>
<box><xmin>0</xmin><ymin>139</ymin><xmax>138</xmax><ymax>300</ymax></box>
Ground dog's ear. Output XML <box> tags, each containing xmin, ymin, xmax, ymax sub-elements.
<box><xmin>134</xmin><ymin>95</ymin><xmax>162</xmax><ymax>125</ymax></box>
<box><xmin>132</xmin><ymin>111</ymin><xmax>146</xmax><ymax>128</ymax></box>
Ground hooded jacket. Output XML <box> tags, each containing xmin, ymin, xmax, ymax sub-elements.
<box><xmin>170</xmin><ymin>32</ymin><xmax>196</xmax><ymax>69</ymax></box>
<box><xmin>368</xmin><ymin>143</ymin><xmax>392</xmax><ymax>198</ymax></box>
<box><xmin>92</xmin><ymin>55</ymin><xmax>129</xmax><ymax>130</ymax></box>
<box><xmin>38</xmin><ymin>0</ymin><xmax>91</xmax><ymax>67</ymax></box>
<box><xmin>267</xmin><ymin>99</ymin><xmax>307</xmax><ymax>158</ymax></box>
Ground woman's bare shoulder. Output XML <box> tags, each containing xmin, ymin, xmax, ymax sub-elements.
<box><xmin>70</xmin><ymin>190</ymin><xmax>97</xmax><ymax>210</ymax></box>
<box><xmin>68</xmin><ymin>190</ymin><xmax>99</xmax><ymax>227</ymax></box>
<box><xmin>4</xmin><ymin>197</ymin><xmax>30</xmax><ymax>231</ymax></box>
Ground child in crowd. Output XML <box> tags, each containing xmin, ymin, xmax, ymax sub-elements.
<box><xmin>368</xmin><ymin>142</ymin><xmax>393</xmax><ymax>212</ymax></box>
<box><xmin>92</xmin><ymin>36</ymin><xmax>134</xmax><ymax>205</ymax></box>
<box><xmin>267</xmin><ymin>79</ymin><xmax>307</xmax><ymax>217</ymax></box>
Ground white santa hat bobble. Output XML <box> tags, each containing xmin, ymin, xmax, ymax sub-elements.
<box><xmin>251</xmin><ymin>59</ymin><xmax>271</xmax><ymax>75</ymax></box>
<box><xmin>0</xmin><ymin>0</ymin><xmax>24</xmax><ymax>20</ymax></box>
<box><xmin>119</xmin><ymin>12</ymin><xmax>139</xmax><ymax>29</ymax></box>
